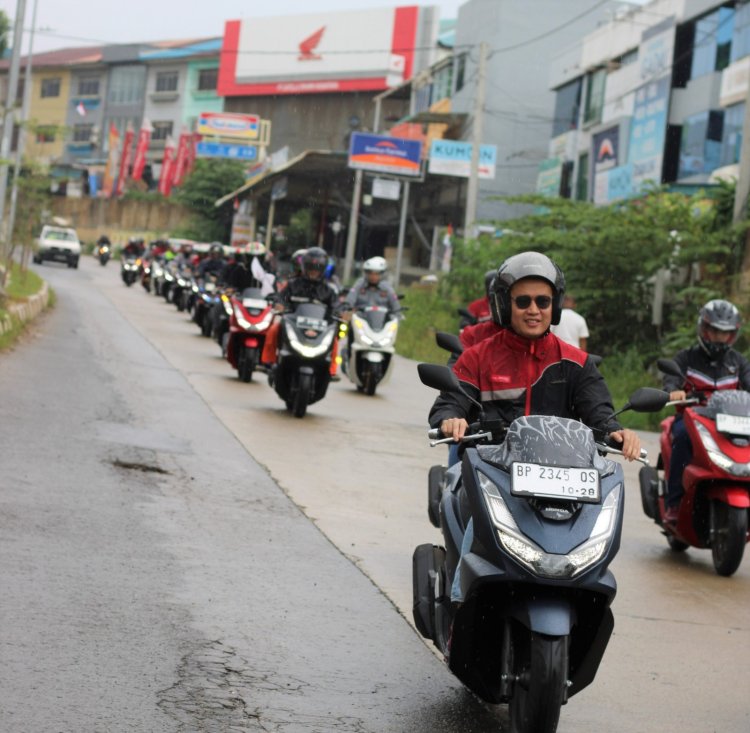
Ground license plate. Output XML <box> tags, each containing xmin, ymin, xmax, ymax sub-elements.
<box><xmin>297</xmin><ymin>316</ymin><xmax>326</xmax><ymax>331</ymax></box>
<box><xmin>716</xmin><ymin>413</ymin><xmax>750</xmax><ymax>436</ymax></box>
<box><xmin>511</xmin><ymin>462</ymin><xmax>601</xmax><ymax>503</ymax></box>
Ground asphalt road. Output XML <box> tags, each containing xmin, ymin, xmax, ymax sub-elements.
<box><xmin>1</xmin><ymin>256</ymin><xmax>749</xmax><ymax>732</ymax></box>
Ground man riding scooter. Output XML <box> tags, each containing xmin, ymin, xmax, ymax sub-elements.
<box><xmin>661</xmin><ymin>299</ymin><xmax>750</xmax><ymax>525</ymax></box>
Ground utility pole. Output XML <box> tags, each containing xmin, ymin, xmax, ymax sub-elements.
<box><xmin>7</xmin><ymin>0</ymin><xmax>38</xmax><ymax>270</ymax></box>
<box><xmin>463</xmin><ymin>41</ymin><xmax>487</xmax><ymax>240</ymax></box>
<box><xmin>0</xmin><ymin>0</ymin><xmax>28</xmax><ymax>275</ymax></box>
<box><xmin>733</xmin><ymin>78</ymin><xmax>750</xmax><ymax>295</ymax></box>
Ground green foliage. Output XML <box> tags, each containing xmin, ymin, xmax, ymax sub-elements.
<box><xmin>282</xmin><ymin>208</ymin><xmax>314</xmax><ymax>253</ymax></box>
<box><xmin>396</xmin><ymin>282</ymin><xmax>460</xmax><ymax>363</ymax></box>
<box><xmin>0</xmin><ymin>11</ymin><xmax>9</xmax><ymax>58</ymax></box>
<box><xmin>443</xmin><ymin>188</ymin><xmax>749</xmax><ymax>361</ymax></box>
<box><xmin>172</xmin><ymin>159</ymin><xmax>247</xmax><ymax>242</ymax></box>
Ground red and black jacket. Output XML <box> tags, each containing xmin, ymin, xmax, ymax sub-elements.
<box><xmin>429</xmin><ymin>329</ymin><xmax>621</xmax><ymax>438</ymax></box>
<box><xmin>663</xmin><ymin>345</ymin><xmax>750</xmax><ymax>399</ymax></box>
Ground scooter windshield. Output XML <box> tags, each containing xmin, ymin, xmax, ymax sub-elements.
<box><xmin>697</xmin><ymin>389</ymin><xmax>750</xmax><ymax>420</ymax></box>
<box><xmin>478</xmin><ymin>415</ymin><xmax>610</xmax><ymax>472</ymax></box>
<box><xmin>360</xmin><ymin>307</ymin><xmax>389</xmax><ymax>330</ymax></box>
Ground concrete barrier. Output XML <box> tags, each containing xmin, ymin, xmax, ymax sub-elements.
<box><xmin>0</xmin><ymin>282</ymin><xmax>50</xmax><ymax>336</ymax></box>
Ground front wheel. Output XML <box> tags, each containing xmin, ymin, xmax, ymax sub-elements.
<box><xmin>292</xmin><ymin>373</ymin><xmax>312</xmax><ymax>418</ymax></box>
<box><xmin>238</xmin><ymin>347</ymin><xmax>257</xmax><ymax>383</ymax></box>
<box><xmin>509</xmin><ymin>631</ymin><xmax>568</xmax><ymax>733</ymax></box>
<box><xmin>711</xmin><ymin>501</ymin><xmax>748</xmax><ymax>576</ymax></box>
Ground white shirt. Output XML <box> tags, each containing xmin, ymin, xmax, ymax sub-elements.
<box><xmin>551</xmin><ymin>308</ymin><xmax>589</xmax><ymax>348</ymax></box>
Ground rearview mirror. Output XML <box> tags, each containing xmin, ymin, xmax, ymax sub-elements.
<box><xmin>417</xmin><ymin>363</ymin><xmax>462</xmax><ymax>393</ymax></box>
<box><xmin>657</xmin><ymin>358</ymin><xmax>683</xmax><ymax>379</ymax></box>
<box><xmin>436</xmin><ymin>331</ymin><xmax>463</xmax><ymax>356</ymax></box>
<box><xmin>619</xmin><ymin>387</ymin><xmax>670</xmax><ymax>415</ymax></box>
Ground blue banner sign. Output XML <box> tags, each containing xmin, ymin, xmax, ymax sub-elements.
<box><xmin>196</xmin><ymin>141</ymin><xmax>258</xmax><ymax>161</ymax></box>
<box><xmin>348</xmin><ymin>132</ymin><xmax>422</xmax><ymax>176</ymax></box>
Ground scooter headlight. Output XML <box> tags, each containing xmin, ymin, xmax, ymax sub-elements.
<box><xmin>478</xmin><ymin>472</ymin><xmax>620</xmax><ymax>578</ymax></box>
<box><xmin>284</xmin><ymin>322</ymin><xmax>335</xmax><ymax>358</ymax></box>
<box><xmin>695</xmin><ymin>422</ymin><xmax>750</xmax><ymax>475</ymax></box>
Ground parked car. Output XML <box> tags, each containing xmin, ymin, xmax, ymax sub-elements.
<box><xmin>33</xmin><ymin>225</ymin><xmax>81</xmax><ymax>268</ymax></box>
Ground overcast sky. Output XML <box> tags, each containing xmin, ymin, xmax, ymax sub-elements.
<box><xmin>0</xmin><ymin>0</ymin><xmax>466</xmax><ymax>54</ymax></box>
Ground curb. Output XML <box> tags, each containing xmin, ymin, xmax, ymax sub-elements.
<box><xmin>0</xmin><ymin>282</ymin><xmax>50</xmax><ymax>336</ymax></box>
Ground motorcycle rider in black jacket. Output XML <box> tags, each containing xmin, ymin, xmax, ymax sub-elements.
<box><xmin>661</xmin><ymin>299</ymin><xmax>750</xmax><ymax>524</ymax></box>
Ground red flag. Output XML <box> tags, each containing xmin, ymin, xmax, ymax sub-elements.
<box><xmin>158</xmin><ymin>136</ymin><xmax>176</xmax><ymax>197</ymax></box>
<box><xmin>171</xmin><ymin>131</ymin><xmax>190</xmax><ymax>187</ymax></box>
<box><xmin>102</xmin><ymin>123</ymin><xmax>120</xmax><ymax>198</ymax></box>
<box><xmin>114</xmin><ymin>123</ymin><xmax>135</xmax><ymax>197</ymax></box>
<box><xmin>131</xmin><ymin>119</ymin><xmax>153</xmax><ymax>181</ymax></box>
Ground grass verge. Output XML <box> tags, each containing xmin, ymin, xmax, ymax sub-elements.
<box><xmin>0</xmin><ymin>262</ymin><xmax>51</xmax><ymax>351</ymax></box>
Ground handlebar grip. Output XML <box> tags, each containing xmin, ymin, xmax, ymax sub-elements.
<box><xmin>427</xmin><ymin>428</ymin><xmax>443</xmax><ymax>440</ymax></box>
<box><xmin>639</xmin><ymin>448</ymin><xmax>648</xmax><ymax>460</ymax></box>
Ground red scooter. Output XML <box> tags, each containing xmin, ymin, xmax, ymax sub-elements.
<box><xmin>639</xmin><ymin>359</ymin><xmax>750</xmax><ymax>576</ymax></box>
<box><xmin>225</xmin><ymin>287</ymin><xmax>274</xmax><ymax>382</ymax></box>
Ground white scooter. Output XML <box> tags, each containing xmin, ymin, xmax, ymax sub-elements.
<box><xmin>340</xmin><ymin>305</ymin><xmax>400</xmax><ymax>395</ymax></box>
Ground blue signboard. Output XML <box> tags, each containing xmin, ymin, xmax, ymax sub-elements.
<box><xmin>196</xmin><ymin>141</ymin><xmax>258</xmax><ymax>161</ymax></box>
<box><xmin>348</xmin><ymin>132</ymin><xmax>422</xmax><ymax>176</ymax></box>
<box><xmin>428</xmin><ymin>140</ymin><xmax>497</xmax><ymax>179</ymax></box>
<box><xmin>628</xmin><ymin>76</ymin><xmax>670</xmax><ymax>191</ymax></box>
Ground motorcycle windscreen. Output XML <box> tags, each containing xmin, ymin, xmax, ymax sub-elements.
<box><xmin>478</xmin><ymin>415</ymin><xmax>610</xmax><ymax>473</ymax></box>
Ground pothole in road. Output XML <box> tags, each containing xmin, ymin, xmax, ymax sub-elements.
<box><xmin>112</xmin><ymin>459</ymin><xmax>170</xmax><ymax>475</ymax></box>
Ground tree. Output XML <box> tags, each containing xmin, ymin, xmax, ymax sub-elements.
<box><xmin>443</xmin><ymin>189</ymin><xmax>748</xmax><ymax>360</ymax></box>
<box><xmin>172</xmin><ymin>159</ymin><xmax>247</xmax><ymax>242</ymax></box>
<box><xmin>0</xmin><ymin>11</ymin><xmax>9</xmax><ymax>58</ymax></box>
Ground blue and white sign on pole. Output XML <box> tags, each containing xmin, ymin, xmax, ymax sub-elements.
<box><xmin>428</xmin><ymin>140</ymin><xmax>497</xmax><ymax>179</ymax></box>
<box><xmin>196</xmin><ymin>141</ymin><xmax>258</xmax><ymax>161</ymax></box>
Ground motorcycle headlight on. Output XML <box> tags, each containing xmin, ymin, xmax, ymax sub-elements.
<box><xmin>695</xmin><ymin>422</ymin><xmax>750</xmax><ymax>476</ymax></box>
<box><xmin>284</xmin><ymin>321</ymin><xmax>335</xmax><ymax>358</ymax></box>
<box><xmin>353</xmin><ymin>316</ymin><xmax>398</xmax><ymax>348</ymax></box>
<box><xmin>477</xmin><ymin>471</ymin><xmax>621</xmax><ymax>578</ymax></box>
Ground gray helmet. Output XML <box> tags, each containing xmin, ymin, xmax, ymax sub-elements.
<box><xmin>492</xmin><ymin>251</ymin><xmax>566</xmax><ymax>326</ymax></box>
<box><xmin>698</xmin><ymin>299</ymin><xmax>740</xmax><ymax>359</ymax></box>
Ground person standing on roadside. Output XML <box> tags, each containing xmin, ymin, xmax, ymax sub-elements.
<box><xmin>551</xmin><ymin>294</ymin><xmax>589</xmax><ymax>350</ymax></box>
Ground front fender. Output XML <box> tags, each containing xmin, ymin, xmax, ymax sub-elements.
<box><xmin>707</xmin><ymin>484</ymin><xmax>750</xmax><ymax>508</ymax></box>
<box><xmin>506</xmin><ymin>596</ymin><xmax>575</xmax><ymax>637</ymax></box>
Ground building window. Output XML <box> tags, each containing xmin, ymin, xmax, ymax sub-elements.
<box><xmin>678</xmin><ymin>110</ymin><xmax>724</xmax><ymax>178</ymax></box>
<box><xmin>155</xmin><ymin>71</ymin><xmax>179</xmax><ymax>93</ymax></box>
<box><xmin>720</xmin><ymin>102</ymin><xmax>744</xmax><ymax>167</ymax></box>
<box><xmin>583</xmin><ymin>68</ymin><xmax>605</xmax><ymax>126</ymax></box>
<box><xmin>690</xmin><ymin>6</ymin><xmax>735</xmax><ymax>80</ymax></box>
<box><xmin>552</xmin><ymin>78</ymin><xmax>582</xmax><ymax>138</ymax></box>
<box><xmin>576</xmin><ymin>152</ymin><xmax>589</xmax><ymax>201</ymax></box>
<box><xmin>36</xmin><ymin>126</ymin><xmax>56</xmax><ymax>143</ymax></box>
<box><xmin>197</xmin><ymin>68</ymin><xmax>218</xmax><ymax>91</ymax></box>
<box><xmin>732</xmin><ymin>1</ymin><xmax>750</xmax><ymax>62</ymax></box>
<box><xmin>108</xmin><ymin>65</ymin><xmax>146</xmax><ymax>105</ymax></box>
<box><xmin>152</xmin><ymin>121</ymin><xmax>173</xmax><ymax>141</ymax></box>
<box><xmin>41</xmin><ymin>77</ymin><xmax>61</xmax><ymax>98</ymax></box>
<box><xmin>454</xmin><ymin>53</ymin><xmax>466</xmax><ymax>94</ymax></box>
<box><xmin>73</xmin><ymin>124</ymin><xmax>93</xmax><ymax>143</ymax></box>
<box><xmin>432</xmin><ymin>64</ymin><xmax>453</xmax><ymax>104</ymax></box>
<box><xmin>77</xmin><ymin>76</ymin><xmax>100</xmax><ymax>96</ymax></box>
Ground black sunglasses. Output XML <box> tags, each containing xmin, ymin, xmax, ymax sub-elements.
<box><xmin>512</xmin><ymin>295</ymin><xmax>553</xmax><ymax>310</ymax></box>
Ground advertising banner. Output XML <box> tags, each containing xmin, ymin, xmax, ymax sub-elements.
<box><xmin>428</xmin><ymin>140</ymin><xmax>497</xmax><ymax>179</ymax></box>
<box><xmin>628</xmin><ymin>76</ymin><xmax>670</xmax><ymax>192</ymax></box>
<box><xmin>196</xmin><ymin>141</ymin><xmax>258</xmax><ymax>161</ymax></box>
<box><xmin>592</xmin><ymin>126</ymin><xmax>620</xmax><ymax>204</ymax></box>
<box><xmin>114</xmin><ymin>124</ymin><xmax>135</xmax><ymax>197</ymax></box>
<box><xmin>171</xmin><ymin>132</ymin><xmax>191</xmax><ymax>187</ymax></box>
<box><xmin>197</xmin><ymin>111</ymin><xmax>260</xmax><ymax>140</ymax></box>
<box><xmin>536</xmin><ymin>158</ymin><xmax>563</xmax><ymax>197</ymax></box>
<box><xmin>348</xmin><ymin>132</ymin><xmax>422</xmax><ymax>177</ymax></box>
<box><xmin>158</xmin><ymin>137</ymin><xmax>176</xmax><ymax>197</ymax></box>
<box><xmin>131</xmin><ymin>119</ymin><xmax>152</xmax><ymax>181</ymax></box>
<box><xmin>102</xmin><ymin>123</ymin><xmax>120</xmax><ymax>199</ymax></box>
<box><xmin>219</xmin><ymin>6</ymin><xmax>420</xmax><ymax>96</ymax></box>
